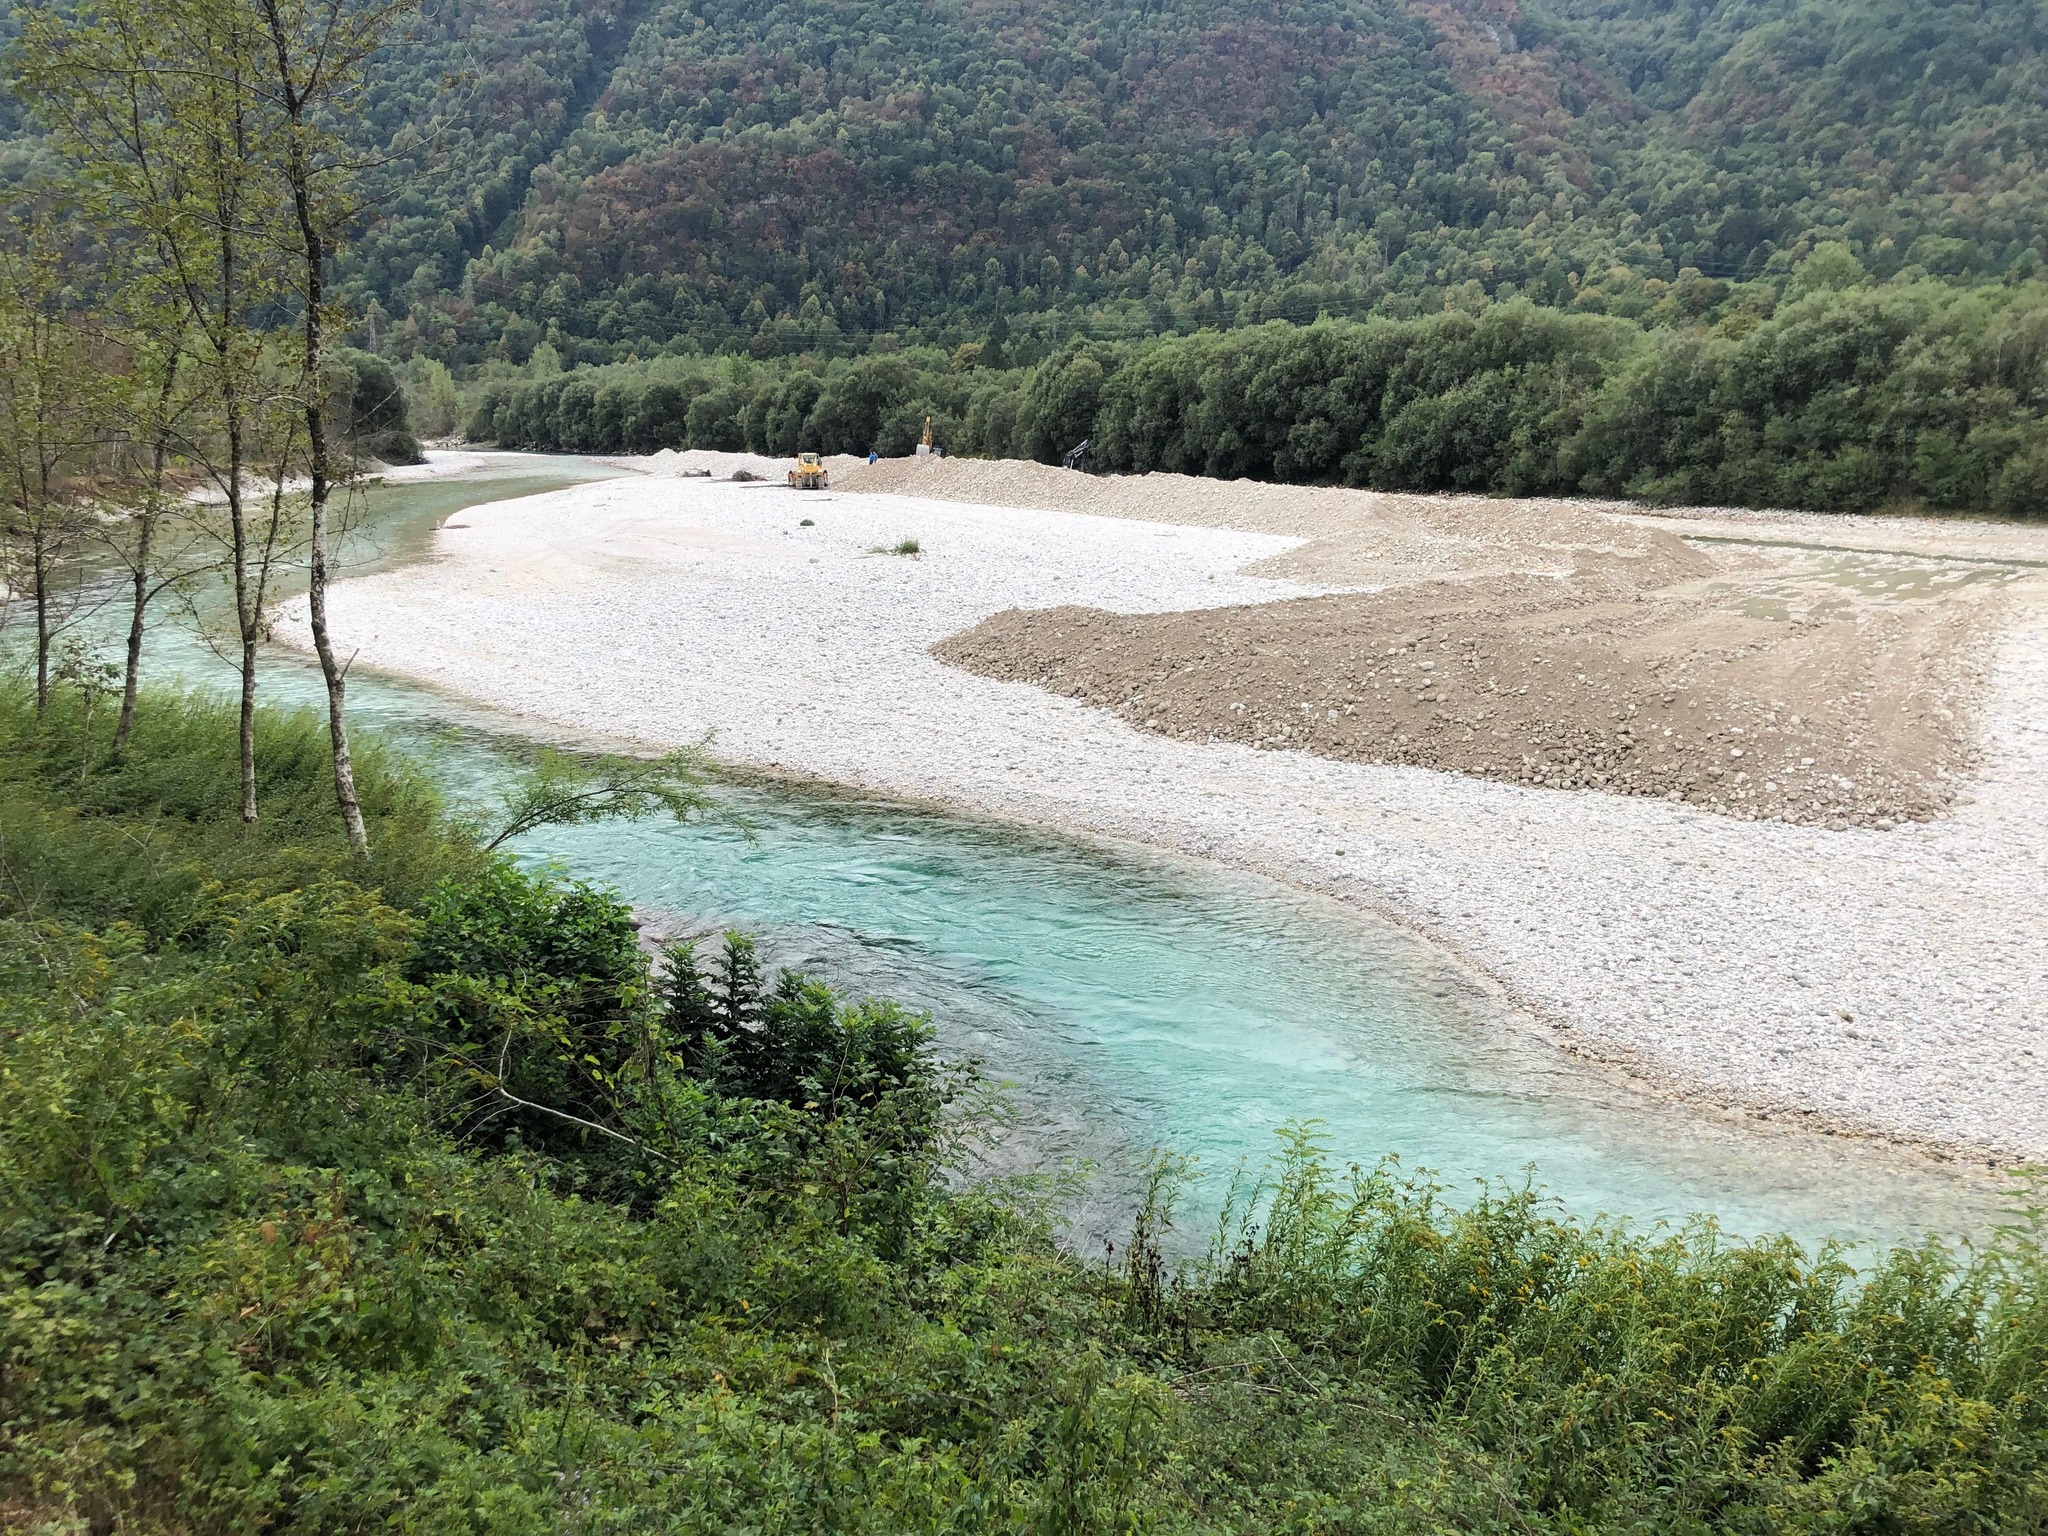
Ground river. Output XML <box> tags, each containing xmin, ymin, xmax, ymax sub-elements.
<box><xmin>20</xmin><ymin>453</ymin><xmax>2011</xmax><ymax>1254</ymax></box>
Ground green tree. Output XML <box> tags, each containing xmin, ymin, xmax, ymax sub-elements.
<box><xmin>0</xmin><ymin>225</ymin><xmax>106</xmax><ymax>714</ymax></box>
<box><xmin>18</xmin><ymin>0</ymin><xmax>289</xmax><ymax>822</ymax></box>
<box><xmin>251</xmin><ymin>0</ymin><xmax>421</xmax><ymax>857</ymax></box>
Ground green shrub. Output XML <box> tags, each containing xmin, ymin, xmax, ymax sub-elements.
<box><xmin>406</xmin><ymin>863</ymin><xmax>652</xmax><ymax>1151</ymax></box>
<box><xmin>7</xmin><ymin>687</ymin><xmax>2048</xmax><ymax>1532</ymax></box>
<box><xmin>662</xmin><ymin>932</ymin><xmax>932</xmax><ymax>1118</ymax></box>
<box><xmin>329</xmin><ymin>348</ymin><xmax>426</xmax><ymax>464</ymax></box>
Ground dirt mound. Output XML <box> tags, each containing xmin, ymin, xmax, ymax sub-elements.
<box><xmin>937</xmin><ymin>549</ymin><xmax>2004</xmax><ymax>828</ymax></box>
<box><xmin>828</xmin><ymin>454</ymin><xmax>2022</xmax><ymax>827</ymax></box>
<box><xmin>828</xmin><ymin>454</ymin><xmax>1094</xmax><ymax>507</ymax></box>
<box><xmin>637</xmin><ymin>447</ymin><xmax>791</xmax><ymax>480</ymax></box>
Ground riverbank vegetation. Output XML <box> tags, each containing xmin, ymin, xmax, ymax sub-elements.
<box><xmin>471</xmin><ymin>268</ymin><xmax>2048</xmax><ymax>515</ymax></box>
<box><xmin>5</xmin><ymin>682</ymin><xmax>2048</xmax><ymax>1532</ymax></box>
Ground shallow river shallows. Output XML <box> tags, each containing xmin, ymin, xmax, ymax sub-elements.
<box><xmin>67</xmin><ymin>455</ymin><xmax>2012</xmax><ymax>1254</ymax></box>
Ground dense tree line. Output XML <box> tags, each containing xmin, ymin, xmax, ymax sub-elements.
<box><xmin>473</xmin><ymin>264</ymin><xmax>2048</xmax><ymax>515</ymax></box>
<box><xmin>468</xmin><ymin>345</ymin><xmax>1037</xmax><ymax>461</ymax></box>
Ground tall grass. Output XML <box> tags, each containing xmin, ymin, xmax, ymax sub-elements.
<box><xmin>1173</xmin><ymin>1129</ymin><xmax>2048</xmax><ymax>1525</ymax></box>
<box><xmin>0</xmin><ymin>681</ymin><xmax>474</xmax><ymax>930</ymax></box>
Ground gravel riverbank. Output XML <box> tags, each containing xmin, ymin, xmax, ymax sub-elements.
<box><xmin>283</xmin><ymin>458</ymin><xmax>2048</xmax><ymax>1164</ymax></box>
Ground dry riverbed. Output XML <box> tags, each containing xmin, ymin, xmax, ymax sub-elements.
<box><xmin>282</xmin><ymin>452</ymin><xmax>2048</xmax><ymax>1166</ymax></box>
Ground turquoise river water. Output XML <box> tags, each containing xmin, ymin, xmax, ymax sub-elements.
<box><xmin>25</xmin><ymin>455</ymin><xmax>2013</xmax><ymax>1255</ymax></box>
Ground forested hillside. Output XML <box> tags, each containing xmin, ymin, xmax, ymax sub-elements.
<box><xmin>313</xmin><ymin>0</ymin><xmax>2048</xmax><ymax>366</ymax></box>
<box><xmin>8</xmin><ymin>0</ymin><xmax>2043</xmax><ymax>511</ymax></box>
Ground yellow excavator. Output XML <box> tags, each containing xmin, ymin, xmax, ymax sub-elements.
<box><xmin>787</xmin><ymin>451</ymin><xmax>829</xmax><ymax>490</ymax></box>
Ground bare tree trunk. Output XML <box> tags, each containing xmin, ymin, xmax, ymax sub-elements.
<box><xmin>212</xmin><ymin>193</ymin><xmax>259</xmax><ymax>825</ymax></box>
<box><xmin>32</xmin><ymin>521</ymin><xmax>50</xmax><ymax>715</ymax></box>
<box><xmin>116</xmin><ymin>506</ymin><xmax>153</xmax><ymax>748</ymax></box>
<box><xmin>286</xmin><ymin>140</ymin><xmax>369</xmax><ymax>856</ymax></box>
<box><xmin>226</xmin><ymin>392</ymin><xmax>256</xmax><ymax>826</ymax></box>
<box><xmin>116</xmin><ymin>357</ymin><xmax>179</xmax><ymax>754</ymax></box>
<box><xmin>238</xmin><ymin>624</ymin><xmax>258</xmax><ymax>816</ymax></box>
<box><xmin>306</xmin><ymin>465</ymin><xmax>369</xmax><ymax>854</ymax></box>
<box><xmin>236</xmin><ymin>444</ymin><xmax>294</xmax><ymax>834</ymax></box>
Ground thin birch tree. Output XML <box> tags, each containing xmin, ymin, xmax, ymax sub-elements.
<box><xmin>13</xmin><ymin>13</ymin><xmax>188</xmax><ymax>750</ymax></box>
<box><xmin>249</xmin><ymin>0</ymin><xmax>418</xmax><ymax>856</ymax></box>
<box><xmin>18</xmin><ymin>0</ymin><xmax>285</xmax><ymax>822</ymax></box>
<box><xmin>90</xmin><ymin>275</ymin><xmax>209</xmax><ymax>754</ymax></box>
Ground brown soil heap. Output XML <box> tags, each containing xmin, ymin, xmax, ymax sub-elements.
<box><xmin>933</xmin><ymin>503</ymin><xmax>2010</xmax><ymax>828</ymax></box>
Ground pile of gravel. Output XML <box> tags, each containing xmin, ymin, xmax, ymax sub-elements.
<box><xmin>936</xmin><ymin>567</ymin><xmax>2003</xmax><ymax>830</ymax></box>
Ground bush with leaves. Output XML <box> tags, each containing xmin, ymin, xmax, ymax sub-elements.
<box><xmin>328</xmin><ymin>346</ymin><xmax>424</xmax><ymax>465</ymax></box>
<box><xmin>405</xmin><ymin>862</ymin><xmax>652</xmax><ymax>1151</ymax></box>
<box><xmin>8</xmin><ymin>681</ymin><xmax>2048</xmax><ymax>1533</ymax></box>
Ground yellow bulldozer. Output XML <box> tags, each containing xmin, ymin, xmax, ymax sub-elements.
<box><xmin>787</xmin><ymin>452</ymin><xmax>829</xmax><ymax>490</ymax></box>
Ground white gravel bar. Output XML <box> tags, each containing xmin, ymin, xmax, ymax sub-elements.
<box><xmin>283</xmin><ymin>467</ymin><xmax>2048</xmax><ymax>1164</ymax></box>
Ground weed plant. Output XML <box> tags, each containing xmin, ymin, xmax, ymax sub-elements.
<box><xmin>3</xmin><ymin>683</ymin><xmax>2046</xmax><ymax>1532</ymax></box>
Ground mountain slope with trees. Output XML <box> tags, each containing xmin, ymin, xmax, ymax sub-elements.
<box><xmin>324</xmin><ymin>0</ymin><xmax>2048</xmax><ymax>367</ymax></box>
